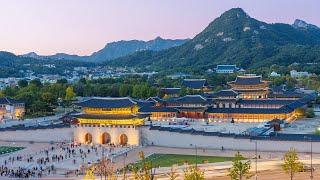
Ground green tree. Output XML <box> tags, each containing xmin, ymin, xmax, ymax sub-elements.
<box><xmin>29</xmin><ymin>78</ymin><xmax>42</xmax><ymax>87</ymax></box>
<box><xmin>119</xmin><ymin>84</ymin><xmax>130</xmax><ymax>97</ymax></box>
<box><xmin>183</xmin><ymin>166</ymin><xmax>204</xmax><ymax>180</ymax></box>
<box><xmin>229</xmin><ymin>152</ymin><xmax>252</xmax><ymax>180</ymax></box>
<box><xmin>56</xmin><ymin>78</ymin><xmax>68</xmax><ymax>84</ymax></box>
<box><xmin>18</xmin><ymin>79</ymin><xmax>28</xmax><ymax>88</ymax></box>
<box><xmin>168</xmin><ymin>166</ymin><xmax>179</xmax><ymax>180</ymax></box>
<box><xmin>65</xmin><ymin>86</ymin><xmax>76</xmax><ymax>101</ymax></box>
<box><xmin>282</xmin><ymin>148</ymin><xmax>303</xmax><ymax>180</ymax></box>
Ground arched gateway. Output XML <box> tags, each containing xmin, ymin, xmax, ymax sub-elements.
<box><xmin>119</xmin><ymin>134</ymin><xmax>128</xmax><ymax>146</ymax></box>
<box><xmin>101</xmin><ymin>132</ymin><xmax>111</xmax><ymax>144</ymax></box>
<box><xmin>85</xmin><ymin>133</ymin><xmax>92</xmax><ymax>144</ymax></box>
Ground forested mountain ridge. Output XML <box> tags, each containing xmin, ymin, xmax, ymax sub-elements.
<box><xmin>21</xmin><ymin>37</ymin><xmax>188</xmax><ymax>62</ymax></box>
<box><xmin>107</xmin><ymin>8</ymin><xmax>320</xmax><ymax>73</ymax></box>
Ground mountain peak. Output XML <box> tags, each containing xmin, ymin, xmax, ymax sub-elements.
<box><xmin>293</xmin><ymin>19</ymin><xmax>319</xmax><ymax>30</ymax></box>
<box><xmin>154</xmin><ymin>36</ymin><xmax>164</xmax><ymax>41</ymax></box>
<box><xmin>21</xmin><ymin>52</ymin><xmax>41</xmax><ymax>59</ymax></box>
<box><xmin>220</xmin><ymin>8</ymin><xmax>249</xmax><ymax>19</ymax></box>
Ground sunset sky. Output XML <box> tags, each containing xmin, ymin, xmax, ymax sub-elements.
<box><xmin>0</xmin><ymin>0</ymin><xmax>319</xmax><ymax>56</ymax></box>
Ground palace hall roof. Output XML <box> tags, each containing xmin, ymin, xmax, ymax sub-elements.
<box><xmin>182</xmin><ymin>79</ymin><xmax>207</xmax><ymax>89</ymax></box>
<box><xmin>0</xmin><ymin>97</ymin><xmax>24</xmax><ymax>105</ymax></box>
<box><xmin>230</xmin><ymin>76</ymin><xmax>264</xmax><ymax>85</ymax></box>
<box><xmin>213</xmin><ymin>89</ymin><xmax>238</xmax><ymax>98</ymax></box>
<box><xmin>74</xmin><ymin>114</ymin><xmax>139</xmax><ymax>119</ymax></box>
<box><xmin>238</xmin><ymin>99</ymin><xmax>295</xmax><ymax>105</ymax></box>
<box><xmin>167</xmin><ymin>95</ymin><xmax>207</xmax><ymax>104</ymax></box>
<box><xmin>206</xmin><ymin>107</ymin><xmax>293</xmax><ymax>114</ymax></box>
<box><xmin>139</xmin><ymin>106</ymin><xmax>178</xmax><ymax>113</ymax></box>
<box><xmin>76</xmin><ymin>97</ymin><xmax>136</xmax><ymax>108</ymax></box>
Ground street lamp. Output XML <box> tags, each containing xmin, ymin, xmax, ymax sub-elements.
<box><xmin>310</xmin><ymin>137</ymin><xmax>313</xmax><ymax>180</ymax></box>
<box><xmin>195</xmin><ymin>145</ymin><xmax>198</xmax><ymax>168</ymax></box>
<box><xmin>255</xmin><ymin>140</ymin><xmax>258</xmax><ymax>180</ymax></box>
<box><xmin>250</xmin><ymin>139</ymin><xmax>258</xmax><ymax>180</ymax></box>
<box><xmin>304</xmin><ymin>136</ymin><xmax>313</xmax><ymax>180</ymax></box>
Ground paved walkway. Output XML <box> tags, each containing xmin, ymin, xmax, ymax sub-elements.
<box><xmin>1</xmin><ymin>142</ymin><xmax>320</xmax><ymax>179</ymax></box>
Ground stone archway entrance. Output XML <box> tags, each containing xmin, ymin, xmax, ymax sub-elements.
<box><xmin>85</xmin><ymin>133</ymin><xmax>92</xmax><ymax>144</ymax></box>
<box><xmin>119</xmin><ymin>134</ymin><xmax>128</xmax><ymax>146</ymax></box>
<box><xmin>101</xmin><ymin>132</ymin><xmax>111</xmax><ymax>144</ymax></box>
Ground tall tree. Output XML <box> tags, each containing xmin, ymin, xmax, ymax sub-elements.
<box><xmin>18</xmin><ymin>79</ymin><xmax>28</xmax><ymax>88</ymax></box>
<box><xmin>229</xmin><ymin>152</ymin><xmax>252</xmax><ymax>180</ymax></box>
<box><xmin>282</xmin><ymin>148</ymin><xmax>303</xmax><ymax>180</ymax></box>
<box><xmin>183</xmin><ymin>166</ymin><xmax>204</xmax><ymax>180</ymax></box>
<box><xmin>65</xmin><ymin>86</ymin><xmax>76</xmax><ymax>101</ymax></box>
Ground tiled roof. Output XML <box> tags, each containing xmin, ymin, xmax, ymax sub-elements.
<box><xmin>238</xmin><ymin>99</ymin><xmax>295</xmax><ymax>105</ymax></box>
<box><xmin>206</xmin><ymin>107</ymin><xmax>293</xmax><ymax>114</ymax></box>
<box><xmin>146</xmin><ymin>97</ymin><xmax>164</xmax><ymax>103</ymax></box>
<box><xmin>216</xmin><ymin>65</ymin><xmax>237</xmax><ymax>70</ymax></box>
<box><xmin>74</xmin><ymin>114</ymin><xmax>138</xmax><ymax>119</ymax></box>
<box><xmin>0</xmin><ymin>97</ymin><xmax>24</xmax><ymax>105</ymax></box>
<box><xmin>233</xmin><ymin>76</ymin><xmax>263</xmax><ymax>85</ymax></box>
<box><xmin>168</xmin><ymin>95</ymin><xmax>207</xmax><ymax>104</ymax></box>
<box><xmin>76</xmin><ymin>97</ymin><xmax>136</xmax><ymax>108</ymax></box>
<box><xmin>139</xmin><ymin>106</ymin><xmax>178</xmax><ymax>113</ymax></box>
<box><xmin>214</xmin><ymin>89</ymin><xmax>238</xmax><ymax>97</ymax></box>
<box><xmin>182</xmin><ymin>79</ymin><xmax>207</xmax><ymax>89</ymax></box>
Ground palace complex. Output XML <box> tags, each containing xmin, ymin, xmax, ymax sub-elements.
<box><xmin>73</xmin><ymin>75</ymin><xmax>316</xmax><ymax>145</ymax></box>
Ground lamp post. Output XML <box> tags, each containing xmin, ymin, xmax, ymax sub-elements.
<box><xmin>195</xmin><ymin>145</ymin><xmax>198</xmax><ymax>168</ymax></box>
<box><xmin>310</xmin><ymin>137</ymin><xmax>313</xmax><ymax>180</ymax></box>
<box><xmin>255</xmin><ymin>140</ymin><xmax>258</xmax><ymax>180</ymax></box>
<box><xmin>123</xmin><ymin>152</ymin><xmax>127</xmax><ymax>180</ymax></box>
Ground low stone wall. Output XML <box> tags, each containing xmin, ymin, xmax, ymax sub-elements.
<box><xmin>0</xmin><ymin>127</ymin><xmax>319</xmax><ymax>153</ymax></box>
<box><xmin>141</xmin><ymin>127</ymin><xmax>320</xmax><ymax>153</ymax></box>
<box><xmin>0</xmin><ymin>128</ymin><xmax>72</xmax><ymax>143</ymax></box>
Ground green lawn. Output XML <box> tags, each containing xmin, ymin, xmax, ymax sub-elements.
<box><xmin>134</xmin><ymin>154</ymin><xmax>235</xmax><ymax>168</ymax></box>
<box><xmin>0</xmin><ymin>146</ymin><xmax>24</xmax><ymax>155</ymax></box>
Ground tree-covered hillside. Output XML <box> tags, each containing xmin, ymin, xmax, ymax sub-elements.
<box><xmin>107</xmin><ymin>8</ymin><xmax>320</xmax><ymax>73</ymax></box>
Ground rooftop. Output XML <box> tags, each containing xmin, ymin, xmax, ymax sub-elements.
<box><xmin>229</xmin><ymin>75</ymin><xmax>266</xmax><ymax>86</ymax></box>
<box><xmin>0</xmin><ymin>97</ymin><xmax>24</xmax><ymax>105</ymax></box>
<box><xmin>182</xmin><ymin>79</ymin><xmax>207</xmax><ymax>89</ymax></box>
<box><xmin>76</xmin><ymin>97</ymin><xmax>136</xmax><ymax>108</ymax></box>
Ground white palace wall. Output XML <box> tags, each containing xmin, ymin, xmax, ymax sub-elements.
<box><xmin>0</xmin><ymin>128</ymin><xmax>72</xmax><ymax>142</ymax></box>
<box><xmin>0</xmin><ymin>127</ymin><xmax>319</xmax><ymax>153</ymax></box>
<box><xmin>141</xmin><ymin>127</ymin><xmax>320</xmax><ymax>153</ymax></box>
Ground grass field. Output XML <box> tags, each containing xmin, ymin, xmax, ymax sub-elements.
<box><xmin>135</xmin><ymin>154</ymin><xmax>235</xmax><ymax>168</ymax></box>
<box><xmin>0</xmin><ymin>146</ymin><xmax>24</xmax><ymax>155</ymax></box>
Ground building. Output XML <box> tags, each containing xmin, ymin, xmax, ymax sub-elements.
<box><xmin>182</xmin><ymin>79</ymin><xmax>211</xmax><ymax>92</ymax></box>
<box><xmin>0</xmin><ymin>97</ymin><xmax>25</xmax><ymax>120</ymax></box>
<box><xmin>160</xmin><ymin>88</ymin><xmax>181</xmax><ymax>98</ymax></box>
<box><xmin>73</xmin><ymin>97</ymin><xmax>144</xmax><ymax>145</ymax></box>
<box><xmin>290</xmin><ymin>70</ymin><xmax>310</xmax><ymax>78</ymax></box>
<box><xmin>215</xmin><ymin>65</ymin><xmax>240</xmax><ymax>74</ymax></box>
<box><xmin>228</xmin><ymin>75</ymin><xmax>270</xmax><ymax>99</ymax></box>
<box><xmin>270</xmin><ymin>71</ymin><xmax>281</xmax><ymax>77</ymax></box>
<box><xmin>140</xmin><ymin>75</ymin><xmax>315</xmax><ymax>123</ymax></box>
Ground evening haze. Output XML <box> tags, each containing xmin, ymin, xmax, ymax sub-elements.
<box><xmin>0</xmin><ymin>0</ymin><xmax>319</xmax><ymax>56</ymax></box>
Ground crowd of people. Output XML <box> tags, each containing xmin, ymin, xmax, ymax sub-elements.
<box><xmin>0</xmin><ymin>142</ymin><xmax>129</xmax><ymax>178</ymax></box>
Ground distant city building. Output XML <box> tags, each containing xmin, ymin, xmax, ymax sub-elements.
<box><xmin>290</xmin><ymin>70</ymin><xmax>310</xmax><ymax>78</ymax></box>
<box><xmin>270</xmin><ymin>71</ymin><xmax>281</xmax><ymax>77</ymax></box>
<box><xmin>0</xmin><ymin>97</ymin><xmax>25</xmax><ymax>120</ymax></box>
<box><xmin>215</xmin><ymin>65</ymin><xmax>240</xmax><ymax>74</ymax></box>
